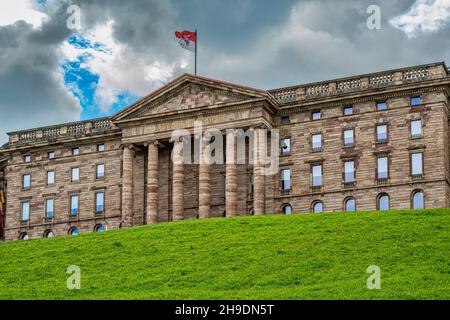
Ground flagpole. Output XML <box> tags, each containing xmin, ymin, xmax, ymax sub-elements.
<box><xmin>195</xmin><ymin>29</ymin><xmax>197</xmax><ymax>75</ymax></box>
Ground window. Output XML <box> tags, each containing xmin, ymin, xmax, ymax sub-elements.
<box><xmin>94</xmin><ymin>224</ymin><xmax>105</xmax><ymax>232</ymax></box>
<box><xmin>343</xmin><ymin>106</ymin><xmax>353</xmax><ymax>116</ymax></box>
<box><xmin>96</xmin><ymin>164</ymin><xmax>105</xmax><ymax>179</ymax></box>
<box><xmin>69</xmin><ymin>227</ymin><xmax>79</xmax><ymax>236</ymax></box>
<box><xmin>376</xmin><ymin>124</ymin><xmax>388</xmax><ymax>142</ymax></box>
<box><xmin>23</xmin><ymin>155</ymin><xmax>31</xmax><ymax>163</ymax></box>
<box><xmin>312</xmin><ymin>164</ymin><xmax>323</xmax><ymax>187</ymax></box>
<box><xmin>44</xmin><ymin>230</ymin><xmax>54</xmax><ymax>238</ymax></box>
<box><xmin>280</xmin><ymin>169</ymin><xmax>291</xmax><ymax>191</ymax></box>
<box><xmin>344</xmin><ymin>161</ymin><xmax>355</xmax><ymax>183</ymax></box>
<box><xmin>280</xmin><ymin>138</ymin><xmax>291</xmax><ymax>156</ymax></box>
<box><xmin>411</xmin><ymin>119</ymin><xmax>422</xmax><ymax>138</ymax></box>
<box><xmin>312</xmin><ymin>133</ymin><xmax>322</xmax><ymax>151</ymax></box>
<box><xmin>21</xmin><ymin>201</ymin><xmax>30</xmax><ymax>221</ymax></box>
<box><xmin>377</xmin><ymin>156</ymin><xmax>389</xmax><ymax>179</ymax></box>
<box><xmin>48</xmin><ymin>151</ymin><xmax>55</xmax><ymax>159</ymax></box>
<box><xmin>19</xmin><ymin>232</ymin><xmax>29</xmax><ymax>240</ymax></box>
<box><xmin>45</xmin><ymin>198</ymin><xmax>54</xmax><ymax>219</ymax></box>
<box><xmin>281</xmin><ymin>204</ymin><xmax>292</xmax><ymax>215</ymax></box>
<box><xmin>281</xmin><ymin>116</ymin><xmax>290</xmax><ymax>125</ymax></box>
<box><xmin>70</xmin><ymin>195</ymin><xmax>79</xmax><ymax>216</ymax></box>
<box><xmin>344</xmin><ymin>129</ymin><xmax>355</xmax><ymax>146</ymax></box>
<box><xmin>412</xmin><ymin>190</ymin><xmax>424</xmax><ymax>210</ymax></box>
<box><xmin>22</xmin><ymin>174</ymin><xmax>31</xmax><ymax>189</ymax></box>
<box><xmin>345</xmin><ymin>197</ymin><xmax>356</xmax><ymax>212</ymax></box>
<box><xmin>72</xmin><ymin>147</ymin><xmax>80</xmax><ymax>156</ymax></box>
<box><xmin>376</xmin><ymin>102</ymin><xmax>388</xmax><ymax>111</ymax></box>
<box><xmin>249</xmin><ymin>175</ymin><xmax>254</xmax><ymax>195</ymax></box>
<box><xmin>97</xmin><ymin>144</ymin><xmax>105</xmax><ymax>152</ymax></box>
<box><xmin>312</xmin><ymin>111</ymin><xmax>321</xmax><ymax>121</ymax></box>
<box><xmin>71</xmin><ymin>167</ymin><xmax>79</xmax><ymax>183</ymax></box>
<box><xmin>47</xmin><ymin>171</ymin><xmax>55</xmax><ymax>186</ymax></box>
<box><xmin>410</xmin><ymin>96</ymin><xmax>421</xmax><ymax>106</ymax></box>
<box><xmin>411</xmin><ymin>152</ymin><xmax>423</xmax><ymax>176</ymax></box>
<box><xmin>377</xmin><ymin>194</ymin><xmax>390</xmax><ymax>211</ymax></box>
<box><xmin>96</xmin><ymin>192</ymin><xmax>104</xmax><ymax>214</ymax></box>
<box><xmin>312</xmin><ymin>201</ymin><xmax>324</xmax><ymax>213</ymax></box>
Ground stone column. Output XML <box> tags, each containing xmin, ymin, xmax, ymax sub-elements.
<box><xmin>146</xmin><ymin>140</ymin><xmax>160</xmax><ymax>224</ymax></box>
<box><xmin>172</xmin><ymin>138</ymin><xmax>184</xmax><ymax>221</ymax></box>
<box><xmin>199</xmin><ymin>135</ymin><xmax>211</xmax><ymax>219</ymax></box>
<box><xmin>122</xmin><ymin>144</ymin><xmax>135</xmax><ymax>227</ymax></box>
<box><xmin>253</xmin><ymin>128</ymin><xmax>266</xmax><ymax>215</ymax></box>
<box><xmin>226</xmin><ymin>130</ymin><xmax>238</xmax><ymax>217</ymax></box>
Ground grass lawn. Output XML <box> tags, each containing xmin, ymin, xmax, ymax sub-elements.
<box><xmin>0</xmin><ymin>209</ymin><xmax>448</xmax><ymax>300</ymax></box>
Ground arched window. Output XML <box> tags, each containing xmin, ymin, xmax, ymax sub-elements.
<box><xmin>44</xmin><ymin>230</ymin><xmax>54</xmax><ymax>238</ymax></box>
<box><xmin>249</xmin><ymin>208</ymin><xmax>254</xmax><ymax>216</ymax></box>
<box><xmin>312</xmin><ymin>201</ymin><xmax>324</xmax><ymax>213</ymax></box>
<box><xmin>19</xmin><ymin>232</ymin><xmax>29</xmax><ymax>241</ymax></box>
<box><xmin>345</xmin><ymin>197</ymin><xmax>356</xmax><ymax>212</ymax></box>
<box><xmin>94</xmin><ymin>224</ymin><xmax>105</xmax><ymax>232</ymax></box>
<box><xmin>281</xmin><ymin>204</ymin><xmax>292</xmax><ymax>215</ymax></box>
<box><xmin>412</xmin><ymin>190</ymin><xmax>424</xmax><ymax>210</ymax></box>
<box><xmin>68</xmin><ymin>227</ymin><xmax>79</xmax><ymax>236</ymax></box>
<box><xmin>377</xmin><ymin>194</ymin><xmax>390</xmax><ymax>211</ymax></box>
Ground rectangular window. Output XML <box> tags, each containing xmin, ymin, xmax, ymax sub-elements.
<box><xmin>411</xmin><ymin>152</ymin><xmax>423</xmax><ymax>176</ymax></box>
<box><xmin>48</xmin><ymin>151</ymin><xmax>55</xmax><ymax>159</ymax></box>
<box><xmin>376</xmin><ymin>102</ymin><xmax>388</xmax><ymax>111</ymax></box>
<box><xmin>312</xmin><ymin>111</ymin><xmax>321</xmax><ymax>121</ymax></box>
<box><xmin>45</xmin><ymin>198</ymin><xmax>54</xmax><ymax>219</ymax></box>
<box><xmin>249</xmin><ymin>175</ymin><xmax>254</xmax><ymax>195</ymax></box>
<box><xmin>23</xmin><ymin>155</ymin><xmax>31</xmax><ymax>163</ymax></box>
<box><xmin>47</xmin><ymin>171</ymin><xmax>55</xmax><ymax>186</ymax></box>
<box><xmin>71</xmin><ymin>167</ymin><xmax>79</xmax><ymax>183</ymax></box>
<box><xmin>96</xmin><ymin>192</ymin><xmax>104</xmax><ymax>213</ymax></box>
<box><xmin>96</xmin><ymin>164</ymin><xmax>105</xmax><ymax>179</ymax></box>
<box><xmin>312</xmin><ymin>133</ymin><xmax>322</xmax><ymax>151</ymax></box>
<box><xmin>21</xmin><ymin>201</ymin><xmax>30</xmax><ymax>221</ymax></box>
<box><xmin>343</xmin><ymin>106</ymin><xmax>353</xmax><ymax>116</ymax></box>
<box><xmin>411</xmin><ymin>119</ymin><xmax>422</xmax><ymax>138</ymax></box>
<box><xmin>70</xmin><ymin>195</ymin><xmax>79</xmax><ymax>216</ymax></box>
<box><xmin>411</xmin><ymin>96</ymin><xmax>421</xmax><ymax>106</ymax></box>
<box><xmin>280</xmin><ymin>138</ymin><xmax>291</xmax><ymax>155</ymax></box>
<box><xmin>344</xmin><ymin>129</ymin><xmax>355</xmax><ymax>146</ymax></box>
<box><xmin>344</xmin><ymin>161</ymin><xmax>355</xmax><ymax>183</ymax></box>
<box><xmin>377</xmin><ymin>157</ymin><xmax>389</xmax><ymax>179</ymax></box>
<box><xmin>312</xmin><ymin>164</ymin><xmax>323</xmax><ymax>187</ymax></box>
<box><xmin>72</xmin><ymin>147</ymin><xmax>80</xmax><ymax>156</ymax></box>
<box><xmin>376</xmin><ymin>124</ymin><xmax>388</xmax><ymax>142</ymax></box>
<box><xmin>97</xmin><ymin>144</ymin><xmax>105</xmax><ymax>152</ymax></box>
<box><xmin>280</xmin><ymin>169</ymin><xmax>291</xmax><ymax>191</ymax></box>
<box><xmin>281</xmin><ymin>116</ymin><xmax>290</xmax><ymax>125</ymax></box>
<box><xmin>22</xmin><ymin>174</ymin><xmax>31</xmax><ymax>189</ymax></box>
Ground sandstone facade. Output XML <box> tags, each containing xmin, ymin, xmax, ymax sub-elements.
<box><xmin>0</xmin><ymin>62</ymin><xmax>449</xmax><ymax>241</ymax></box>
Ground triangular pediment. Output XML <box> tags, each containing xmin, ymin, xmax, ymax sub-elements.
<box><xmin>112</xmin><ymin>74</ymin><xmax>277</xmax><ymax>121</ymax></box>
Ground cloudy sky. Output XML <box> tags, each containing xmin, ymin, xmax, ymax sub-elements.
<box><xmin>0</xmin><ymin>0</ymin><xmax>449</xmax><ymax>144</ymax></box>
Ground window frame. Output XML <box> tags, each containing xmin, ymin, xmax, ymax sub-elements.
<box><xmin>410</xmin><ymin>119</ymin><xmax>423</xmax><ymax>139</ymax></box>
<box><xmin>312</xmin><ymin>201</ymin><xmax>324</xmax><ymax>214</ymax></box>
<box><xmin>71</xmin><ymin>167</ymin><xmax>80</xmax><ymax>183</ymax></box>
<box><xmin>46</xmin><ymin>170</ymin><xmax>55</xmax><ymax>186</ymax></box>
<box><xmin>410</xmin><ymin>96</ymin><xmax>422</xmax><ymax>107</ymax></box>
<box><xmin>376</xmin><ymin>101</ymin><xmax>388</xmax><ymax>111</ymax></box>
<box><xmin>48</xmin><ymin>151</ymin><xmax>56</xmax><ymax>160</ymax></box>
<box><xmin>70</xmin><ymin>195</ymin><xmax>79</xmax><ymax>217</ymax></box>
<box><xmin>376</xmin><ymin>123</ymin><xmax>389</xmax><ymax>143</ymax></box>
<box><xmin>23</xmin><ymin>155</ymin><xmax>31</xmax><ymax>163</ymax></box>
<box><xmin>311</xmin><ymin>133</ymin><xmax>323</xmax><ymax>152</ymax></box>
<box><xmin>96</xmin><ymin>163</ymin><xmax>106</xmax><ymax>180</ymax></box>
<box><xmin>343</xmin><ymin>128</ymin><xmax>355</xmax><ymax>147</ymax></box>
<box><xmin>72</xmin><ymin>147</ymin><xmax>80</xmax><ymax>156</ymax></box>
<box><xmin>281</xmin><ymin>116</ymin><xmax>290</xmax><ymax>125</ymax></box>
<box><xmin>411</xmin><ymin>190</ymin><xmax>425</xmax><ymax>210</ymax></box>
<box><xmin>97</xmin><ymin>144</ymin><xmax>105</xmax><ymax>152</ymax></box>
<box><xmin>410</xmin><ymin>152</ymin><xmax>424</xmax><ymax>177</ymax></box>
<box><xmin>311</xmin><ymin>110</ymin><xmax>321</xmax><ymax>121</ymax></box>
<box><xmin>95</xmin><ymin>191</ymin><xmax>105</xmax><ymax>214</ymax></box>
<box><xmin>343</xmin><ymin>106</ymin><xmax>353</xmax><ymax>116</ymax></box>
<box><xmin>21</xmin><ymin>200</ymin><xmax>30</xmax><ymax>222</ymax></box>
<box><xmin>280</xmin><ymin>168</ymin><xmax>291</xmax><ymax>191</ymax></box>
<box><xmin>311</xmin><ymin>163</ymin><xmax>323</xmax><ymax>187</ymax></box>
<box><xmin>343</xmin><ymin>160</ymin><xmax>356</xmax><ymax>183</ymax></box>
<box><xmin>280</xmin><ymin>137</ymin><xmax>291</xmax><ymax>156</ymax></box>
<box><xmin>281</xmin><ymin>204</ymin><xmax>293</xmax><ymax>215</ymax></box>
<box><xmin>376</xmin><ymin>155</ymin><xmax>389</xmax><ymax>180</ymax></box>
<box><xmin>22</xmin><ymin>174</ymin><xmax>31</xmax><ymax>190</ymax></box>
<box><xmin>377</xmin><ymin>193</ymin><xmax>390</xmax><ymax>211</ymax></box>
<box><xmin>344</xmin><ymin>197</ymin><xmax>356</xmax><ymax>212</ymax></box>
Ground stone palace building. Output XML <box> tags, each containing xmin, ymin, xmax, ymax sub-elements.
<box><xmin>0</xmin><ymin>62</ymin><xmax>449</xmax><ymax>241</ymax></box>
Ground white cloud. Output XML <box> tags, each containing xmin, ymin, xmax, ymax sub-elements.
<box><xmin>0</xmin><ymin>0</ymin><xmax>48</xmax><ymax>28</ymax></box>
<box><xmin>390</xmin><ymin>0</ymin><xmax>450</xmax><ymax>37</ymax></box>
<box><xmin>61</xmin><ymin>21</ymin><xmax>186</xmax><ymax>112</ymax></box>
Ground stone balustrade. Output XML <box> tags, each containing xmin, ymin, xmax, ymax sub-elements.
<box><xmin>7</xmin><ymin>118</ymin><xmax>118</xmax><ymax>146</ymax></box>
<box><xmin>269</xmin><ymin>63</ymin><xmax>448</xmax><ymax>103</ymax></box>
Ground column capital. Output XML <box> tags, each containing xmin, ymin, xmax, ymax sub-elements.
<box><xmin>144</xmin><ymin>140</ymin><xmax>162</xmax><ymax>148</ymax></box>
<box><xmin>121</xmin><ymin>143</ymin><xmax>136</xmax><ymax>151</ymax></box>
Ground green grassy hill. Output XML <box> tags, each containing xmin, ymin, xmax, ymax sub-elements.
<box><xmin>0</xmin><ymin>209</ymin><xmax>449</xmax><ymax>300</ymax></box>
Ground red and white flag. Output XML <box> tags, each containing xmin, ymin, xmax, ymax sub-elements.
<box><xmin>175</xmin><ymin>30</ymin><xmax>197</xmax><ymax>52</ymax></box>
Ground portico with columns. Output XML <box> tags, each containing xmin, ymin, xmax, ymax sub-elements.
<box><xmin>112</xmin><ymin>74</ymin><xmax>279</xmax><ymax>226</ymax></box>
